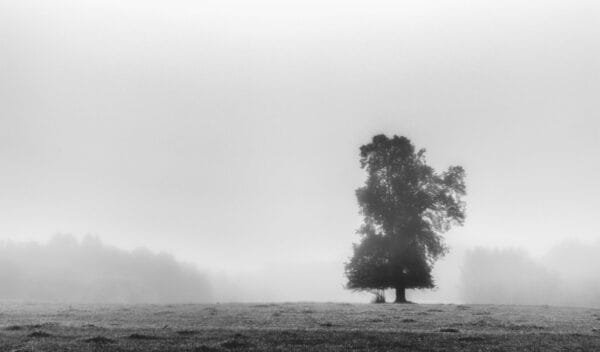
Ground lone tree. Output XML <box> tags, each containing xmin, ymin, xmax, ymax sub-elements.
<box><xmin>345</xmin><ymin>134</ymin><xmax>466</xmax><ymax>303</ymax></box>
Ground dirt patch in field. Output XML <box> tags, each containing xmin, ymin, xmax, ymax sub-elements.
<box><xmin>427</xmin><ymin>309</ymin><xmax>444</xmax><ymax>313</ymax></box>
<box><xmin>319</xmin><ymin>322</ymin><xmax>337</xmax><ymax>327</ymax></box>
<box><xmin>128</xmin><ymin>333</ymin><xmax>159</xmax><ymax>340</ymax></box>
<box><xmin>177</xmin><ymin>329</ymin><xmax>200</xmax><ymax>335</ymax></box>
<box><xmin>28</xmin><ymin>331</ymin><xmax>52</xmax><ymax>338</ymax></box>
<box><xmin>4</xmin><ymin>325</ymin><xmax>24</xmax><ymax>331</ymax></box>
<box><xmin>252</xmin><ymin>304</ymin><xmax>276</xmax><ymax>308</ymax></box>
<box><xmin>84</xmin><ymin>336</ymin><xmax>116</xmax><ymax>344</ymax></box>
<box><xmin>472</xmin><ymin>311</ymin><xmax>491</xmax><ymax>316</ymax></box>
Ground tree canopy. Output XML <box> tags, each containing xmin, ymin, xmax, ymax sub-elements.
<box><xmin>345</xmin><ymin>134</ymin><xmax>466</xmax><ymax>303</ymax></box>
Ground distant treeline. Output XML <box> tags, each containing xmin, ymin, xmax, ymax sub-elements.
<box><xmin>461</xmin><ymin>242</ymin><xmax>600</xmax><ymax>308</ymax></box>
<box><xmin>2</xmin><ymin>235</ymin><xmax>599</xmax><ymax>306</ymax></box>
<box><xmin>0</xmin><ymin>235</ymin><xmax>212</xmax><ymax>303</ymax></box>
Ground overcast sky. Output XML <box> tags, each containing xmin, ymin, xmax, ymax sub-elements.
<box><xmin>1</xmin><ymin>0</ymin><xmax>599</xmax><ymax>275</ymax></box>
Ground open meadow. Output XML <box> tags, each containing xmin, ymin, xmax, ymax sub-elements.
<box><xmin>1</xmin><ymin>302</ymin><xmax>600</xmax><ymax>351</ymax></box>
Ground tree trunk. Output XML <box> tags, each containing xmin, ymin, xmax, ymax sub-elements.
<box><xmin>394</xmin><ymin>286</ymin><xmax>407</xmax><ymax>303</ymax></box>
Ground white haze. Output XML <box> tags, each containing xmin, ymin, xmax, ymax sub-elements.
<box><xmin>461</xmin><ymin>242</ymin><xmax>600</xmax><ymax>308</ymax></box>
<box><xmin>211</xmin><ymin>241</ymin><xmax>600</xmax><ymax>306</ymax></box>
<box><xmin>4</xmin><ymin>235</ymin><xmax>600</xmax><ymax>306</ymax></box>
<box><xmin>0</xmin><ymin>235</ymin><xmax>212</xmax><ymax>303</ymax></box>
<box><xmin>1</xmin><ymin>0</ymin><xmax>599</xmax><ymax>305</ymax></box>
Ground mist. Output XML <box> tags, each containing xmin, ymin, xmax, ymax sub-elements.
<box><xmin>2</xmin><ymin>0</ymin><xmax>600</xmax><ymax>308</ymax></box>
<box><xmin>2</xmin><ymin>234</ymin><xmax>599</xmax><ymax>306</ymax></box>
<box><xmin>460</xmin><ymin>241</ymin><xmax>600</xmax><ymax>308</ymax></box>
<box><xmin>209</xmin><ymin>240</ymin><xmax>600</xmax><ymax>306</ymax></box>
<box><xmin>0</xmin><ymin>234</ymin><xmax>455</xmax><ymax>304</ymax></box>
<box><xmin>0</xmin><ymin>235</ymin><xmax>212</xmax><ymax>303</ymax></box>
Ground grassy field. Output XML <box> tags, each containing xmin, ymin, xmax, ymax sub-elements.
<box><xmin>1</xmin><ymin>302</ymin><xmax>600</xmax><ymax>351</ymax></box>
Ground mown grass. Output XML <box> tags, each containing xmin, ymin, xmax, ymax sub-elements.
<box><xmin>1</xmin><ymin>302</ymin><xmax>600</xmax><ymax>351</ymax></box>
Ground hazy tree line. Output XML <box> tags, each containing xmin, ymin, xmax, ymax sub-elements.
<box><xmin>461</xmin><ymin>242</ymin><xmax>600</xmax><ymax>308</ymax></box>
<box><xmin>1</xmin><ymin>234</ymin><xmax>599</xmax><ymax>306</ymax></box>
<box><xmin>0</xmin><ymin>234</ymin><xmax>212</xmax><ymax>303</ymax></box>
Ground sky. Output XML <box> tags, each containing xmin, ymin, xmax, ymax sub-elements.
<box><xmin>1</xmin><ymin>0</ymin><xmax>599</xmax><ymax>288</ymax></box>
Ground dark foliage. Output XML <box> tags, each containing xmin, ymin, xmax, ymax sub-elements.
<box><xmin>345</xmin><ymin>134</ymin><xmax>466</xmax><ymax>302</ymax></box>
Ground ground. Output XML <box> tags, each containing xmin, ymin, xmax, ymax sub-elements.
<box><xmin>1</xmin><ymin>302</ymin><xmax>600</xmax><ymax>351</ymax></box>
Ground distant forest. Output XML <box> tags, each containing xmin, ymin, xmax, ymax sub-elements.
<box><xmin>0</xmin><ymin>235</ymin><xmax>212</xmax><ymax>303</ymax></box>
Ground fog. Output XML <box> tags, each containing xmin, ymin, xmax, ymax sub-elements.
<box><xmin>461</xmin><ymin>241</ymin><xmax>600</xmax><ymax>308</ymax></box>
<box><xmin>0</xmin><ymin>235</ymin><xmax>364</xmax><ymax>304</ymax></box>
<box><xmin>0</xmin><ymin>235</ymin><xmax>212</xmax><ymax>303</ymax></box>
<box><xmin>2</xmin><ymin>0</ymin><xmax>600</xmax><ymax>305</ymax></box>
<box><xmin>211</xmin><ymin>240</ymin><xmax>600</xmax><ymax>305</ymax></box>
<box><xmin>1</xmin><ymin>235</ymin><xmax>599</xmax><ymax>306</ymax></box>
